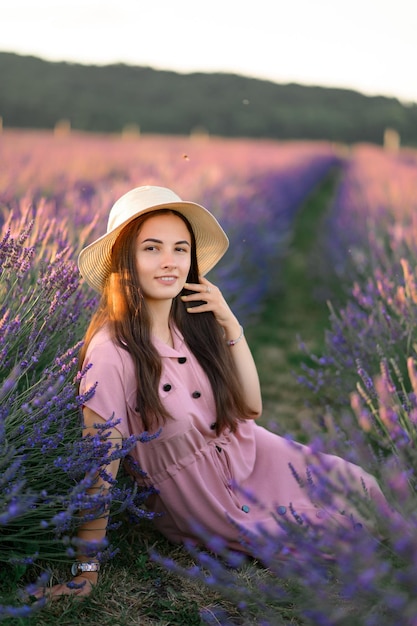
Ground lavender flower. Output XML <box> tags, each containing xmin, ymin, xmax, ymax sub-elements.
<box><xmin>0</xmin><ymin>206</ymin><xmax>156</xmax><ymax>615</ymax></box>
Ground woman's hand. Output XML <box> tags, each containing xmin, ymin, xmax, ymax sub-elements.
<box><xmin>32</xmin><ymin>573</ymin><xmax>97</xmax><ymax>600</ymax></box>
<box><xmin>181</xmin><ymin>276</ymin><xmax>262</xmax><ymax>417</ymax></box>
<box><xmin>182</xmin><ymin>276</ymin><xmax>240</xmax><ymax>338</ymax></box>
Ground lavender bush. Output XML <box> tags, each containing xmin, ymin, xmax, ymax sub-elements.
<box><xmin>299</xmin><ymin>145</ymin><xmax>417</xmax><ymax>411</ymax></box>
<box><xmin>0</xmin><ymin>201</ymin><xmax>155</xmax><ymax>619</ymax></box>
<box><xmin>310</xmin><ymin>144</ymin><xmax>417</xmax><ymax>302</ymax></box>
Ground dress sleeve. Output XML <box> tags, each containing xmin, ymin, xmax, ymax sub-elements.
<box><xmin>78</xmin><ymin>334</ymin><xmax>132</xmax><ymax>439</ymax></box>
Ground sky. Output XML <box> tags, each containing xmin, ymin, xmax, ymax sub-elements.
<box><xmin>2</xmin><ymin>0</ymin><xmax>417</xmax><ymax>103</ymax></box>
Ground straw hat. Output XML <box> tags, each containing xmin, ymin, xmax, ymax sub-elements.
<box><xmin>78</xmin><ymin>185</ymin><xmax>229</xmax><ymax>292</ymax></box>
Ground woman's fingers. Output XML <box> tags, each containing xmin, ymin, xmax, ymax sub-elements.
<box><xmin>183</xmin><ymin>277</ymin><xmax>215</xmax><ymax>296</ymax></box>
<box><xmin>182</xmin><ymin>280</ymin><xmax>217</xmax><ymax>308</ymax></box>
<box><xmin>182</xmin><ymin>279</ymin><xmax>236</xmax><ymax>328</ymax></box>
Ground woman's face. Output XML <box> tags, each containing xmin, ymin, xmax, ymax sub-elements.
<box><xmin>135</xmin><ymin>213</ymin><xmax>192</xmax><ymax>304</ymax></box>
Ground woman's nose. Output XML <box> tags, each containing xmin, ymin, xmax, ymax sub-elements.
<box><xmin>161</xmin><ymin>251</ymin><xmax>176</xmax><ymax>268</ymax></box>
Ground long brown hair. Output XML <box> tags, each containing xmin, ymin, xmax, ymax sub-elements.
<box><xmin>79</xmin><ymin>209</ymin><xmax>256</xmax><ymax>434</ymax></box>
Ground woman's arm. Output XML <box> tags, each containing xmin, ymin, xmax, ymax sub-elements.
<box><xmin>182</xmin><ymin>277</ymin><xmax>262</xmax><ymax>417</ymax></box>
<box><xmin>35</xmin><ymin>407</ymin><xmax>123</xmax><ymax>598</ymax></box>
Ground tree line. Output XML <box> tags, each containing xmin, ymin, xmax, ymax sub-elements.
<box><xmin>1</xmin><ymin>52</ymin><xmax>417</xmax><ymax>145</ymax></box>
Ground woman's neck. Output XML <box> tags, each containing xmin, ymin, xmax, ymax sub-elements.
<box><xmin>147</xmin><ymin>299</ymin><xmax>174</xmax><ymax>347</ymax></box>
<box><xmin>153</xmin><ymin>326</ymin><xmax>174</xmax><ymax>347</ymax></box>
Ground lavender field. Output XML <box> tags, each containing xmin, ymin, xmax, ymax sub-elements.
<box><xmin>2</xmin><ymin>129</ymin><xmax>417</xmax><ymax>625</ymax></box>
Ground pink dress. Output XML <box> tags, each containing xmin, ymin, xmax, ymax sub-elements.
<box><xmin>80</xmin><ymin>325</ymin><xmax>385</xmax><ymax>553</ymax></box>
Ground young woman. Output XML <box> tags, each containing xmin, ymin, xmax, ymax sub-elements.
<box><xmin>41</xmin><ymin>185</ymin><xmax>388</xmax><ymax>597</ymax></box>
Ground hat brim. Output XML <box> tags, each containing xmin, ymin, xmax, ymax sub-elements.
<box><xmin>78</xmin><ymin>200</ymin><xmax>229</xmax><ymax>292</ymax></box>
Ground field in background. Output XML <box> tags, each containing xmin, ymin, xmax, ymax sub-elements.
<box><xmin>2</xmin><ymin>131</ymin><xmax>417</xmax><ymax>624</ymax></box>
<box><xmin>0</xmin><ymin>129</ymin><xmax>339</xmax><ymax>325</ymax></box>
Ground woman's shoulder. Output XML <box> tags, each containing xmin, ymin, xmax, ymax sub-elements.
<box><xmin>85</xmin><ymin>325</ymin><xmax>129</xmax><ymax>363</ymax></box>
<box><xmin>88</xmin><ymin>324</ymin><xmax>112</xmax><ymax>346</ymax></box>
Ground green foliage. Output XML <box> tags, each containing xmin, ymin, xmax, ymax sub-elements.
<box><xmin>2</xmin><ymin>52</ymin><xmax>417</xmax><ymax>144</ymax></box>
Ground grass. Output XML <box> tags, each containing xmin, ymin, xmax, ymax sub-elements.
<box><xmin>13</xmin><ymin>522</ymin><xmax>303</xmax><ymax>626</ymax></box>
<box><xmin>8</xmin><ymin>172</ymin><xmax>340</xmax><ymax>626</ymax></box>
<box><xmin>247</xmin><ymin>169</ymin><xmax>340</xmax><ymax>435</ymax></box>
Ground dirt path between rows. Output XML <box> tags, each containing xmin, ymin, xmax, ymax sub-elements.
<box><xmin>247</xmin><ymin>171</ymin><xmax>340</xmax><ymax>436</ymax></box>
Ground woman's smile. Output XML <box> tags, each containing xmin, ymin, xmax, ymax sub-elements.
<box><xmin>155</xmin><ymin>275</ymin><xmax>179</xmax><ymax>286</ymax></box>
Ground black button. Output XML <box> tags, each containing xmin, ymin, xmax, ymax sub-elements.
<box><xmin>210</xmin><ymin>422</ymin><xmax>217</xmax><ymax>430</ymax></box>
<box><xmin>192</xmin><ymin>391</ymin><xmax>201</xmax><ymax>398</ymax></box>
<box><xmin>163</xmin><ymin>384</ymin><xmax>172</xmax><ymax>392</ymax></box>
<box><xmin>178</xmin><ymin>357</ymin><xmax>187</xmax><ymax>364</ymax></box>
